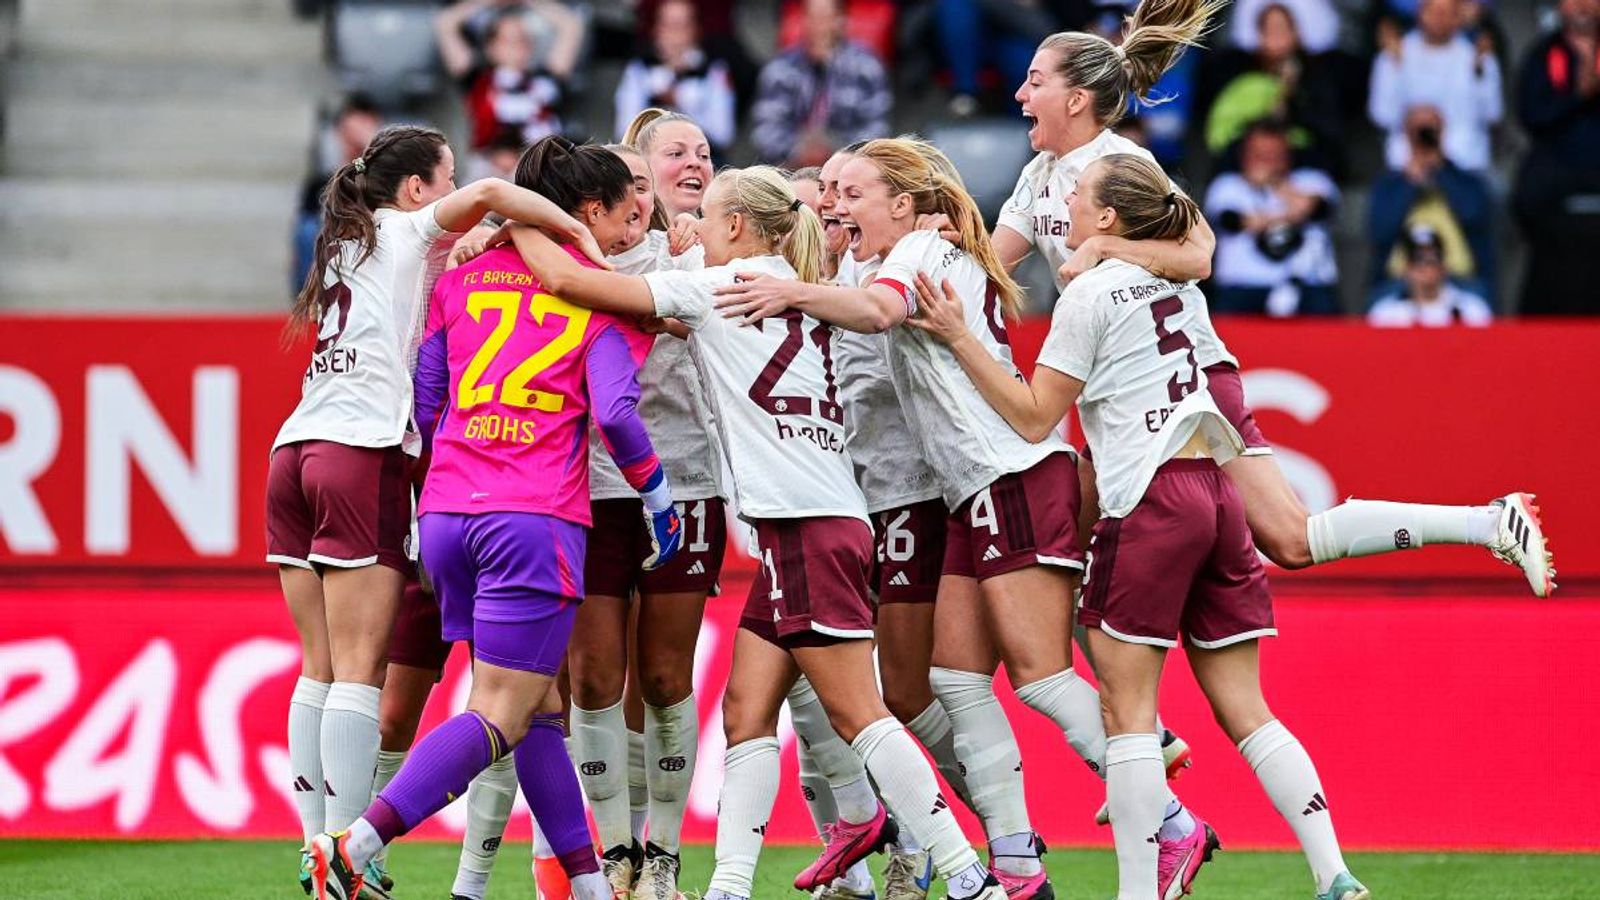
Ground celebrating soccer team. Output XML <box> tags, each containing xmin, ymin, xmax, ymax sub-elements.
<box><xmin>272</xmin><ymin>3</ymin><xmax>1555</xmax><ymax>899</ymax></box>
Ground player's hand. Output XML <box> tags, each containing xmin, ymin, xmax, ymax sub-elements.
<box><xmin>914</xmin><ymin>213</ymin><xmax>961</xmax><ymax>245</ymax></box>
<box><xmin>640</xmin><ymin>503</ymin><xmax>683</xmax><ymax>571</ymax></box>
<box><xmin>447</xmin><ymin>222</ymin><xmax>508</xmax><ymax>270</ymax></box>
<box><xmin>1058</xmin><ymin>236</ymin><xmax>1107</xmax><ymax>285</ymax></box>
<box><xmin>904</xmin><ymin>271</ymin><xmax>968</xmax><ymax>344</ymax></box>
<box><xmin>668</xmin><ymin>212</ymin><xmax>701</xmax><ymax>256</ymax></box>
<box><xmin>714</xmin><ymin>272</ymin><xmax>800</xmax><ymax>325</ymax></box>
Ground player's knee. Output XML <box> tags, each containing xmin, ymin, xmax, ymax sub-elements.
<box><xmin>881</xmin><ymin>675</ymin><xmax>934</xmax><ymax>725</ymax></box>
<box><xmin>721</xmin><ymin>692</ymin><xmax>779</xmax><ymax>746</ymax></box>
<box><xmin>569</xmin><ymin>659</ymin><xmax>625</xmax><ymax>709</ymax></box>
<box><xmin>1209</xmin><ymin>700</ymin><xmax>1274</xmax><ymax>746</ymax></box>
<box><xmin>637</xmin><ymin>661</ymin><xmax>693</xmax><ymax>708</ymax></box>
<box><xmin>378</xmin><ymin>715</ymin><xmax>418</xmax><ymax>752</ymax></box>
<box><xmin>1261</xmin><ymin>533</ymin><xmax>1314</xmax><ymax>570</ymax></box>
<box><xmin>1099</xmin><ymin>690</ymin><xmax>1157</xmax><ymax>737</ymax></box>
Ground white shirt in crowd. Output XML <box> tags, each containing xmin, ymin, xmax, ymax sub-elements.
<box><xmin>1229</xmin><ymin>0</ymin><xmax>1341</xmax><ymax>53</ymax></box>
<box><xmin>643</xmin><ymin>254</ymin><xmax>869</xmax><ymax>524</ymax></box>
<box><xmin>876</xmin><ymin>231</ymin><xmax>1068</xmax><ymax>509</ymax></box>
<box><xmin>588</xmin><ymin>232</ymin><xmax>724</xmax><ymax>503</ymax></box>
<box><xmin>834</xmin><ymin>254</ymin><xmax>943</xmax><ymax>513</ymax></box>
<box><xmin>1368</xmin><ymin>284</ymin><xmax>1493</xmax><ymax>328</ymax></box>
<box><xmin>275</xmin><ymin>202</ymin><xmax>460</xmax><ymax>455</ymax></box>
<box><xmin>1368</xmin><ymin>31</ymin><xmax>1503</xmax><ymax>171</ymax></box>
<box><xmin>1204</xmin><ymin>168</ymin><xmax>1340</xmax><ymax>289</ymax></box>
<box><xmin>1037</xmin><ymin>259</ymin><xmax>1244</xmax><ymax>518</ymax></box>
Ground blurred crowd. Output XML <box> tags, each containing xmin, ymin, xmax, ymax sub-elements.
<box><xmin>294</xmin><ymin>0</ymin><xmax>1600</xmax><ymax>322</ymax></box>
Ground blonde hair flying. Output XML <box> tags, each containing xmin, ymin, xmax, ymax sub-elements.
<box><xmin>1039</xmin><ymin>0</ymin><xmax>1226</xmax><ymax>126</ymax></box>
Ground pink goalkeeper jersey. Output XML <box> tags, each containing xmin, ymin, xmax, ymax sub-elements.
<box><xmin>415</xmin><ymin>245</ymin><xmax>656</xmax><ymax>524</ymax></box>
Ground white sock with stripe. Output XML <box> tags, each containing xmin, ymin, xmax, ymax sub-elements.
<box><xmin>628</xmin><ymin>728</ymin><xmax>649</xmax><ymax>845</ymax></box>
<box><xmin>288</xmin><ymin>678</ymin><xmax>329</xmax><ymax>842</ymax></box>
<box><xmin>852</xmin><ymin>717</ymin><xmax>980</xmax><ymax>882</ymax></box>
<box><xmin>1307</xmin><ymin>500</ymin><xmax>1499</xmax><ymax>563</ymax></box>
<box><xmin>709</xmin><ymin>738</ymin><xmax>781</xmax><ymax>899</ymax></box>
<box><xmin>371</xmin><ymin>749</ymin><xmax>406</xmax><ymax>870</ymax></box>
<box><xmin>321</xmin><ymin>682</ymin><xmax>381</xmax><ymax>831</ymax></box>
<box><xmin>453</xmin><ymin>754</ymin><xmax>517</xmax><ymax>899</ymax></box>
<box><xmin>1014</xmin><ymin>668</ymin><xmax>1108</xmax><ymax>774</ymax></box>
<box><xmin>1239</xmin><ymin>720</ymin><xmax>1347</xmax><ymax>894</ymax></box>
<box><xmin>1106</xmin><ymin>733</ymin><xmax>1164</xmax><ymax>900</ymax></box>
<box><xmin>929</xmin><ymin>667</ymin><xmax>1033</xmax><ymax>841</ymax></box>
<box><xmin>905</xmin><ymin>698</ymin><xmax>974</xmax><ymax>811</ymax></box>
<box><xmin>645</xmin><ymin>696</ymin><xmax>698</xmax><ymax>853</ymax></box>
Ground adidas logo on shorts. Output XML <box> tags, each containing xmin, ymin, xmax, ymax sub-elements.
<box><xmin>686</xmin><ymin>560</ymin><xmax>706</xmax><ymax>575</ymax></box>
<box><xmin>982</xmin><ymin>544</ymin><xmax>1003</xmax><ymax>562</ymax></box>
<box><xmin>889</xmin><ymin>571</ymin><xmax>911</xmax><ymax>586</ymax></box>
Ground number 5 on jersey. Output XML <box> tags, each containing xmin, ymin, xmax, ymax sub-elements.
<box><xmin>457</xmin><ymin>290</ymin><xmax>591</xmax><ymax>412</ymax></box>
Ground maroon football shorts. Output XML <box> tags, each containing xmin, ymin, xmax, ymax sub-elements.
<box><xmin>942</xmin><ymin>451</ymin><xmax>1085</xmax><ymax>581</ymax></box>
<box><xmin>387</xmin><ymin>573</ymin><xmax>452</xmax><ymax>673</ymax></box>
<box><xmin>266</xmin><ymin>440</ymin><xmax>411</xmax><ymax>574</ymax></box>
<box><xmin>741</xmin><ymin>516</ymin><xmax>875</xmax><ymax>648</ymax></box>
<box><xmin>1078</xmin><ymin>458</ymin><xmax>1275</xmax><ymax>648</ymax></box>
<box><xmin>585</xmin><ymin>497</ymin><xmax>727</xmax><ymax>598</ymax></box>
<box><xmin>873</xmin><ymin>498</ymin><xmax>947</xmax><ymax>605</ymax></box>
<box><xmin>1202</xmin><ymin>363</ymin><xmax>1272</xmax><ymax>454</ymax></box>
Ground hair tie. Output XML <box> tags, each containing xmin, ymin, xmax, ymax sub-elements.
<box><xmin>790</xmin><ymin>198</ymin><xmax>802</xmax><ymax>212</ymax></box>
<box><xmin>1165</xmin><ymin>191</ymin><xmax>1176</xmax><ymax>206</ymax></box>
<box><xmin>352</xmin><ymin>157</ymin><xmax>367</xmax><ymax>174</ymax></box>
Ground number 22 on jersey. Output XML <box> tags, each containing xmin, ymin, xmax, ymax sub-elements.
<box><xmin>456</xmin><ymin>290</ymin><xmax>590</xmax><ymax>412</ymax></box>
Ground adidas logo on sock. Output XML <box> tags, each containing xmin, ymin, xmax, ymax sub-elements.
<box><xmin>323</xmin><ymin>781</ymin><xmax>336</xmax><ymax>797</ymax></box>
<box><xmin>981</xmin><ymin>544</ymin><xmax>1003</xmax><ymax>562</ymax></box>
<box><xmin>930</xmin><ymin>794</ymin><xmax>949</xmax><ymax>815</ymax></box>
<box><xmin>889</xmin><ymin>571</ymin><xmax>911</xmax><ymax>586</ymax></box>
<box><xmin>687</xmin><ymin>560</ymin><xmax>706</xmax><ymax>575</ymax></box>
<box><xmin>1302</xmin><ymin>792</ymin><xmax>1328</xmax><ymax>815</ymax></box>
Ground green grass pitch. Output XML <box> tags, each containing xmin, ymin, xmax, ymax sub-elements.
<box><xmin>1</xmin><ymin>840</ymin><xmax>1595</xmax><ymax>899</ymax></box>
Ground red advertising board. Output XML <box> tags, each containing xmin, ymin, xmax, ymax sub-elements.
<box><xmin>2</xmin><ymin>579</ymin><xmax>1596</xmax><ymax>849</ymax></box>
<box><xmin>1</xmin><ymin>315</ymin><xmax>1593</xmax><ymax>582</ymax></box>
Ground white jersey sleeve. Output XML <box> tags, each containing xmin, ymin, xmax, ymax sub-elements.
<box><xmin>877</xmin><ymin>231</ymin><xmax>1066</xmax><ymax>508</ymax></box>
<box><xmin>996</xmin><ymin>152</ymin><xmax>1049</xmax><ymax>244</ymax></box>
<box><xmin>1046</xmin><ymin>261</ymin><xmax>1243</xmax><ymax>518</ymax></box>
<box><xmin>644</xmin><ymin>267</ymin><xmax>722</xmax><ymax>330</ymax></box>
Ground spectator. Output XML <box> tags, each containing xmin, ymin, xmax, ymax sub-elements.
<box><xmin>1368</xmin><ymin>0</ymin><xmax>1502</xmax><ymax>172</ymax></box>
<box><xmin>1198</xmin><ymin>2</ymin><xmax>1345</xmax><ymax>172</ymax></box>
<box><xmin>436</xmin><ymin>0</ymin><xmax>576</xmax><ymax>179</ymax></box>
<box><xmin>750</xmin><ymin>0</ymin><xmax>891</xmax><ymax>167</ymax></box>
<box><xmin>1369</xmin><ymin>225</ymin><xmax>1492</xmax><ymax>326</ymax></box>
<box><xmin>936</xmin><ymin>0</ymin><xmax>1065</xmax><ymax>117</ymax></box>
<box><xmin>293</xmin><ymin>94</ymin><xmax>382</xmax><ymax>290</ymax></box>
<box><xmin>479</xmin><ymin>126</ymin><xmax>530</xmax><ymax>181</ymax></box>
<box><xmin>1513</xmin><ymin>0</ymin><xmax>1600</xmax><ymax>314</ymax></box>
<box><xmin>1229</xmin><ymin>0</ymin><xmax>1339</xmax><ymax>53</ymax></box>
<box><xmin>614</xmin><ymin>0</ymin><xmax>738</xmax><ymax>155</ymax></box>
<box><xmin>1204</xmin><ymin>120</ymin><xmax>1341</xmax><ymax>316</ymax></box>
<box><xmin>1367</xmin><ymin>104</ymin><xmax>1496</xmax><ymax>302</ymax></box>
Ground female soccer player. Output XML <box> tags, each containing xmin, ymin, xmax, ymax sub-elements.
<box><xmin>712</xmin><ymin>137</ymin><xmax>1214</xmax><ymax>899</ymax></box>
<box><xmin>271</xmin><ymin>123</ymin><xmax>608</xmax><ymax>892</ymax></box>
<box><xmin>566</xmin><ymin>110</ymin><xmax>728</xmax><ymax>900</ymax></box>
<box><xmin>994</xmin><ymin>0</ymin><xmax>1551</xmax><ymax>594</ymax></box>
<box><xmin>307</xmin><ymin>137</ymin><xmax>683</xmax><ymax>900</ymax></box>
<box><xmin>509</xmin><ymin>165</ymin><xmax>1007</xmax><ymax>900</ymax></box>
<box><xmin>910</xmin><ymin>152</ymin><xmax>1369</xmax><ymax>900</ymax></box>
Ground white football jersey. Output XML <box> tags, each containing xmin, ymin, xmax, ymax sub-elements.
<box><xmin>996</xmin><ymin>131</ymin><xmax>1238</xmax><ymax>371</ymax></box>
<box><xmin>1036</xmin><ymin>260</ymin><xmax>1244</xmax><ymax>519</ymax></box>
<box><xmin>644</xmin><ymin>254</ymin><xmax>868</xmax><ymax>524</ymax></box>
<box><xmin>834</xmin><ymin>255</ymin><xmax>941</xmax><ymax>513</ymax></box>
<box><xmin>877</xmin><ymin>231</ymin><xmax>1067</xmax><ymax>509</ymax></box>
<box><xmin>274</xmin><ymin>202</ymin><xmax>460</xmax><ymax>455</ymax></box>
<box><xmin>587</xmin><ymin>231</ymin><xmax>724</xmax><ymax>502</ymax></box>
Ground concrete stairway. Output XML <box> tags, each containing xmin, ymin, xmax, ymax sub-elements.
<box><xmin>0</xmin><ymin>0</ymin><xmax>324</xmax><ymax>311</ymax></box>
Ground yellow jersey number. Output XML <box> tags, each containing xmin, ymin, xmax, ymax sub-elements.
<box><xmin>456</xmin><ymin>290</ymin><xmax>592</xmax><ymax>412</ymax></box>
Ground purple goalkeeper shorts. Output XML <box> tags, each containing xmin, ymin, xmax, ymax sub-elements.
<box><xmin>418</xmin><ymin>511</ymin><xmax>585</xmax><ymax>675</ymax></box>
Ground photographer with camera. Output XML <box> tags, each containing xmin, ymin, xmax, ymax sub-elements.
<box><xmin>1204</xmin><ymin>119</ymin><xmax>1341</xmax><ymax>316</ymax></box>
<box><xmin>1367</xmin><ymin>104</ymin><xmax>1496</xmax><ymax>307</ymax></box>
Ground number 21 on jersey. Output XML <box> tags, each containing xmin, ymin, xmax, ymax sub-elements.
<box><xmin>456</xmin><ymin>290</ymin><xmax>590</xmax><ymax>412</ymax></box>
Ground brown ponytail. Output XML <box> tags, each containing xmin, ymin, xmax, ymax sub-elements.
<box><xmin>1089</xmin><ymin>153</ymin><xmax>1202</xmax><ymax>242</ymax></box>
<box><xmin>290</xmin><ymin>124</ymin><xmax>448</xmax><ymax>336</ymax></box>
<box><xmin>1038</xmin><ymin>0</ymin><xmax>1225</xmax><ymax>127</ymax></box>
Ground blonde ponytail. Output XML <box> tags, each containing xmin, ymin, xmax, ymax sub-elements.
<box><xmin>712</xmin><ymin>166</ymin><xmax>827</xmax><ymax>284</ymax></box>
<box><xmin>858</xmin><ymin>139</ymin><xmax>1027</xmax><ymax>319</ymax></box>
<box><xmin>1038</xmin><ymin>0</ymin><xmax>1225</xmax><ymax>126</ymax></box>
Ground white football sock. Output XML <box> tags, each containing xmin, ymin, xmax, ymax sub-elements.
<box><xmin>288</xmin><ymin>678</ymin><xmax>329</xmax><ymax>842</ymax></box>
<box><xmin>797</xmin><ymin>745</ymin><xmax>838</xmax><ymax>838</ymax></box>
<box><xmin>645</xmin><ymin>695</ymin><xmax>697</xmax><ymax>853</ymax></box>
<box><xmin>1157</xmin><ymin>796</ymin><xmax>1196</xmax><ymax>841</ymax></box>
<box><xmin>852</xmin><ymin>717</ymin><xmax>980</xmax><ymax>882</ymax></box>
<box><xmin>905</xmin><ymin>698</ymin><xmax>974</xmax><ymax>810</ymax></box>
<box><xmin>1106</xmin><ymin>733</ymin><xmax>1164</xmax><ymax>900</ymax></box>
<box><xmin>708</xmin><ymin>737</ymin><xmax>780</xmax><ymax>899</ymax></box>
<box><xmin>1307</xmin><ymin>500</ymin><xmax>1500</xmax><ymax>564</ymax></box>
<box><xmin>1015</xmin><ymin>668</ymin><xmax>1109</xmax><ymax>776</ymax></box>
<box><xmin>371</xmin><ymin>749</ymin><xmax>406</xmax><ymax>870</ymax></box>
<box><xmin>570</xmin><ymin>871</ymin><xmax>614</xmax><ymax>900</ymax></box>
<box><xmin>321</xmin><ymin>682</ymin><xmax>381</xmax><ymax>831</ymax></box>
<box><xmin>1239</xmin><ymin>720</ymin><xmax>1347</xmax><ymax>894</ymax></box>
<box><xmin>345</xmin><ymin>815</ymin><xmax>383</xmax><ymax>869</ymax></box>
<box><xmin>455</xmin><ymin>753</ymin><xmax>517</xmax><ymax>899</ymax></box>
<box><xmin>929</xmin><ymin>667</ymin><xmax>1033</xmax><ymax>840</ymax></box>
<box><xmin>628</xmin><ymin>728</ymin><xmax>649</xmax><ymax>845</ymax></box>
<box><xmin>570</xmin><ymin>702</ymin><xmax>632</xmax><ymax>851</ymax></box>
<box><xmin>786</xmin><ymin>676</ymin><xmax>875</xmax><ymax>825</ymax></box>
<box><xmin>532</xmin><ymin>813</ymin><xmax>554</xmax><ymax>856</ymax></box>
<box><xmin>988</xmin><ymin>831</ymin><xmax>1042</xmax><ymax>877</ymax></box>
